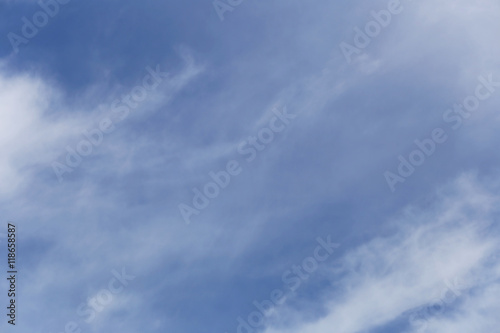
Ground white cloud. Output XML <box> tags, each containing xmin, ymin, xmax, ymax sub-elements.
<box><xmin>419</xmin><ymin>282</ymin><xmax>500</xmax><ymax>333</ymax></box>
<box><xmin>0</xmin><ymin>51</ymin><xmax>204</xmax><ymax>200</ymax></box>
<box><xmin>0</xmin><ymin>52</ymin><xmax>206</xmax><ymax>333</ymax></box>
<box><xmin>263</xmin><ymin>173</ymin><xmax>500</xmax><ymax>333</ymax></box>
<box><xmin>0</xmin><ymin>70</ymin><xmax>87</xmax><ymax>198</ymax></box>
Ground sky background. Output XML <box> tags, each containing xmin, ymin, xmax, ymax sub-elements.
<box><xmin>1</xmin><ymin>0</ymin><xmax>500</xmax><ymax>332</ymax></box>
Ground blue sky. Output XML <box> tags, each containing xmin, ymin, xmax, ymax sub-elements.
<box><xmin>1</xmin><ymin>0</ymin><xmax>500</xmax><ymax>332</ymax></box>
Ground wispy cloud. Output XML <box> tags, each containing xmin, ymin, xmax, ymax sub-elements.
<box><xmin>262</xmin><ymin>173</ymin><xmax>500</xmax><ymax>333</ymax></box>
